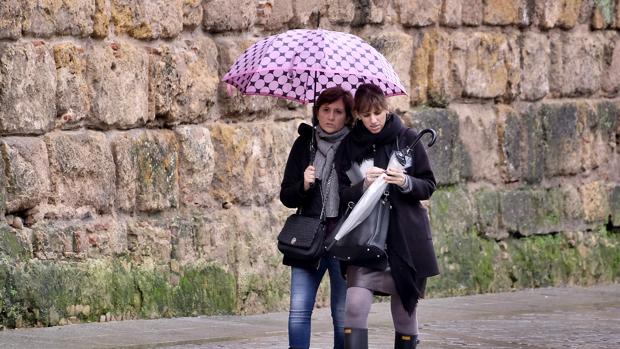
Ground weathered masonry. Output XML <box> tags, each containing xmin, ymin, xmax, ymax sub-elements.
<box><xmin>0</xmin><ymin>0</ymin><xmax>619</xmax><ymax>328</ymax></box>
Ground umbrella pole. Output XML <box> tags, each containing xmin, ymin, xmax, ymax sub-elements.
<box><xmin>312</xmin><ymin>69</ymin><xmax>318</xmax><ymax>105</ymax></box>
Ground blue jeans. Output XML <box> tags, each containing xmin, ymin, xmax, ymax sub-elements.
<box><xmin>288</xmin><ymin>255</ymin><xmax>346</xmax><ymax>349</ymax></box>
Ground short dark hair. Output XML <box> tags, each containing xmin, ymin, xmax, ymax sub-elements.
<box><xmin>353</xmin><ymin>83</ymin><xmax>388</xmax><ymax>115</ymax></box>
<box><xmin>312</xmin><ymin>86</ymin><xmax>354</xmax><ymax>127</ymax></box>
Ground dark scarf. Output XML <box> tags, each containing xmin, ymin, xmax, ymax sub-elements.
<box><xmin>337</xmin><ymin>113</ymin><xmax>403</xmax><ymax>173</ymax></box>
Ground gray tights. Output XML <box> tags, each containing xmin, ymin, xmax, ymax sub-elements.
<box><xmin>343</xmin><ymin>286</ymin><xmax>418</xmax><ymax>335</ymax></box>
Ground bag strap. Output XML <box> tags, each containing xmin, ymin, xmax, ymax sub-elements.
<box><xmin>297</xmin><ymin>127</ymin><xmax>327</xmax><ymax>218</ymax></box>
<box><xmin>317</xmin><ymin>164</ymin><xmax>333</xmax><ymax>222</ymax></box>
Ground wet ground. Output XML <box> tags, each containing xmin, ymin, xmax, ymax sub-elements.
<box><xmin>1</xmin><ymin>284</ymin><xmax>618</xmax><ymax>349</ymax></box>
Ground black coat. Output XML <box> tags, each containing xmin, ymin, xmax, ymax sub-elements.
<box><xmin>335</xmin><ymin>116</ymin><xmax>440</xmax><ymax>313</ymax></box>
<box><xmin>279</xmin><ymin>123</ymin><xmax>326</xmax><ymax>269</ymax></box>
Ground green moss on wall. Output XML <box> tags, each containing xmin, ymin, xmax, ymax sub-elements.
<box><xmin>0</xmin><ymin>259</ymin><xmax>236</xmax><ymax>328</ymax></box>
<box><xmin>427</xmin><ymin>227</ymin><xmax>620</xmax><ymax>297</ymax></box>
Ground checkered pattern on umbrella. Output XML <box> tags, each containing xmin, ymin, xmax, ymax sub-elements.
<box><xmin>223</xmin><ymin>29</ymin><xmax>407</xmax><ymax>104</ymax></box>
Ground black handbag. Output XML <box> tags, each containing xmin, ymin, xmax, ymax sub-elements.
<box><xmin>277</xmin><ymin>213</ymin><xmax>326</xmax><ymax>260</ymax></box>
<box><xmin>326</xmin><ymin>191</ymin><xmax>390</xmax><ymax>270</ymax></box>
<box><xmin>277</xmin><ymin>128</ymin><xmax>332</xmax><ymax>261</ymax></box>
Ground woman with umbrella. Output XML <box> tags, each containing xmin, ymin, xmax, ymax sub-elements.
<box><xmin>279</xmin><ymin>86</ymin><xmax>354</xmax><ymax>349</ymax></box>
<box><xmin>335</xmin><ymin>84</ymin><xmax>440</xmax><ymax>349</ymax></box>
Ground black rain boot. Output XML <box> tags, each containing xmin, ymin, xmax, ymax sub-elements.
<box><xmin>344</xmin><ymin>327</ymin><xmax>368</xmax><ymax>349</ymax></box>
<box><xmin>395</xmin><ymin>331</ymin><xmax>418</xmax><ymax>349</ymax></box>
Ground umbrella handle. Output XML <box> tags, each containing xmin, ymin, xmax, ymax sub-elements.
<box><xmin>405</xmin><ymin>128</ymin><xmax>437</xmax><ymax>155</ymax></box>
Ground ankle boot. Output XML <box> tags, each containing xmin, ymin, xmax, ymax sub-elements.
<box><xmin>394</xmin><ymin>331</ymin><xmax>418</xmax><ymax>349</ymax></box>
<box><xmin>344</xmin><ymin>327</ymin><xmax>368</xmax><ymax>349</ymax></box>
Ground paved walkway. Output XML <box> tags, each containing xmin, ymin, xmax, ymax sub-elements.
<box><xmin>0</xmin><ymin>284</ymin><xmax>619</xmax><ymax>349</ymax></box>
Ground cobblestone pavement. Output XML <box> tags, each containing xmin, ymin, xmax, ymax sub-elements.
<box><xmin>1</xmin><ymin>284</ymin><xmax>618</xmax><ymax>349</ymax></box>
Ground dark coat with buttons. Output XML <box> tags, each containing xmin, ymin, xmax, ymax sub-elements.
<box><xmin>279</xmin><ymin>123</ymin><xmax>327</xmax><ymax>269</ymax></box>
<box><xmin>335</xmin><ymin>114</ymin><xmax>440</xmax><ymax>314</ymax></box>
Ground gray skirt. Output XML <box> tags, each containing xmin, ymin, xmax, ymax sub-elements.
<box><xmin>346</xmin><ymin>265</ymin><xmax>427</xmax><ymax>298</ymax></box>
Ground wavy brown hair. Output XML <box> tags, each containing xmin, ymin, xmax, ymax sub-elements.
<box><xmin>312</xmin><ymin>86</ymin><xmax>354</xmax><ymax>127</ymax></box>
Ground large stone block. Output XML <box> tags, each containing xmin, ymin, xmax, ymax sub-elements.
<box><xmin>127</xmin><ymin>219</ymin><xmax>172</xmax><ymax>263</ymax></box>
<box><xmin>0</xmin><ymin>0</ymin><xmax>22</xmax><ymax>39</ymax></box>
<box><xmin>496</xmin><ymin>105</ymin><xmax>523</xmax><ymax>183</ymax></box>
<box><xmin>22</xmin><ymin>0</ymin><xmax>95</xmax><ymax>38</ymax></box>
<box><xmin>202</xmin><ymin>0</ymin><xmax>254</xmax><ymax>32</ymax></box>
<box><xmin>111</xmin><ymin>0</ymin><xmax>183</xmax><ymax>39</ymax></box>
<box><xmin>216</xmin><ymin>38</ymin><xmax>277</xmax><ymax>118</ymax></box>
<box><xmin>503</xmin><ymin>33</ymin><xmax>521</xmax><ymax>103</ymax></box>
<box><xmin>174</xmin><ymin>126</ymin><xmax>215</xmax><ymax>208</ymax></box>
<box><xmin>32</xmin><ymin>216</ymin><xmax>126</xmax><ymax>260</ymax></box>
<box><xmin>351</xmin><ymin>0</ymin><xmax>390</xmax><ymax>26</ymax></box>
<box><xmin>540</xmin><ymin>103</ymin><xmax>582</xmax><ymax>176</ymax></box>
<box><xmin>411</xmin><ymin>29</ymin><xmax>458</xmax><ymax>107</ymax></box>
<box><xmin>500</xmin><ymin>189</ymin><xmax>553</xmax><ymax>236</ymax></box>
<box><xmin>111</xmin><ymin>130</ymin><xmax>179</xmax><ymax>213</ymax></box>
<box><xmin>0</xmin><ymin>157</ymin><xmax>5</xmax><ymax>215</ymax></box>
<box><xmin>473</xmin><ymin>189</ymin><xmax>504</xmax><ymax>239</ymax></box>
<box><xmin>86</xmin><ymin>41</ymin><xmax>151</xmax><ymax>129</ymax></box>
<box><xmin>461</xmin><ymin>0</ymin><xmax>483</xmax><ymax>25</ymax></box>
<box><xmin>93</xmin><ymin>0</ymin><xmax>109</xmax><ymax>37</ymax></box>
<box><xmin>54</xmin><ymin>43</ymin><xmax>90</xmax><ymax>129</ymax></box>
<box><xmin>219</xmin><ymin>204</ymin><xmax>291</xmax><ymax>313</ymax></box>
<box><xmin>45</xmin><ymin>131</ymin><xmax>116</xmax><ymax>214</ymax></box>
<box><xmin>368</xmin><ymin>31</ymin><xmax>413</xmax><ymax>113</ymax></box>
<box><xmin>520</xmin><ymin>32</ymin><xmax>550</xmax><ymax>101</ymax></box>
<box><xmin>149</xmin><ymin>37</ymin><xmax>219</xmax><ymax>125</ymax></box>
<box><xmin>397</xmin><ymin>0</ymin><xmax>441</xmax><ymax>27</ymax></box>
<box><xmin>610</xmin><ymin>185</ymin><xmax>620</xmax><ymax>227</ymax></box>
<box><xmin>410</xmin><ymin>31</ymin><xmax>430</xmax><ymax>105</ymax></box>
<box><xmin>405</xmin><ymin>108</ymin><xmax>469</xmax><ymax>186</ymax></box>
<box><xmin>256</xmin><ymin>0</ymin><xmax>294</xmax><ymax>30</ymax></box>
<box><xmin>451</xmin><ymin>104</ymin><xmax>501</xmax><ymax>184</ymax></box>
<box><xmin>464</xmin><ymin>33</ymin><xmax>509</xmax><ymax>98</ymax></box>
<box><xmin>579</xmin><ymin>181</ymin><xmax>610</xmax><ymax>224</ymax></box>
<box><xmin>326</xmin><ymin>0</ymin><xmax>356</xmax><ymax>25</ymax></box>
<box><xmin>0</xmin><ymin>138</ymin><xmax>51</xmax><ymax>213</ymax></box>
<box><xmin>207</xmin><ymin>121</ymin><xmax>297</xmax><ymax>206</ymax></box>
<box><xmin>534</xmin><ymin>0</ymin><xmax>581</xmax><ymax>29</ymax></box>
<box><xmin>429</xmin><ymin>188</ymin><xmax>476</xmax><ymax>236</ymax></box>
<box><xmin>550</xmin><ymin>32</ymin><xmax>604</xmax><ymax>97</ymax></box>
<box><xmin>483</xmin><ymin>0</ymin><xmax>529</xmax><ymax>26</ymax></box>
<box><xmin>580</xmin><ymin>101</ymin><xmax>614</xmax><ymax>173</ymax></box>
<box><xmin>0</xmin><ymin>42</ymin><xmax>56</xmax><ymax>136</ymax></box>
<box><xmin>520</xmin><ymin>104</ymin><xmax>545</xmax><ymax>184</ymax></box>
<box><xmin>603</xmin><ymin>37</ymin><xmax>620</xmax><ymax>95</ymax></box>
<box><xmin>427</xmin><ymin>29</ymin><xmax>455</xmax><ymax>107</ymax></box>
<box><xmin>183</xmin><ymin>0</ymin><xmax>203</xmax><ymax>28</ymax></box>
<box><xmin>441</xmin><ymin>0</ymin><xmax>462</xmax><ymax>27</ymax></box>
<box><xmin>290</xmin><ymin>0</ymin><xmax>324</xmax><ymax>27</ymax></box>
<box><xmin>592</xmin><ymin>0</ymin><xmax>616</xmax><ymax>29</ymax></box>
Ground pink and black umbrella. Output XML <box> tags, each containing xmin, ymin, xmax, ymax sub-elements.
<box><xmin>222</xmin><ymin>29</ymin><xmax>407</xmax><ymax>104</ymax></box>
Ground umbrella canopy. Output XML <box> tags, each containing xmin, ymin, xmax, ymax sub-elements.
<box><xmin>223</xmin><ymin>29</ymin><xmax>407</xmax><ymax>104</ymax></box>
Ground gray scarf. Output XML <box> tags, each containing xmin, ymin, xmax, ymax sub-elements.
<box><xmin>313</xmin><ymin>126</ymin><xmax>349</xmax><ymax>218</ymax></box>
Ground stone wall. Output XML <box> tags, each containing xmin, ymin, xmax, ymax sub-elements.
<box><xmin>0</xmin><ymin>0</ymin><xmax>619</xmax><ymax>328</ymax></box>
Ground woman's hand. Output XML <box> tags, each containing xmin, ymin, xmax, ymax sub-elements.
<box><xmin>384</xmin><ymin>167</ymin><xmax>407</xmax><ymax>188</ymax></box>
<box><xmin>364</xmin><ymin>167</ymin><xmax>386</xmax><ymax>187</ymax></box>
<box><xmin>303</xmin><ymin>165</ymin><xmax>316</xmax><ymax>191</ymax></box>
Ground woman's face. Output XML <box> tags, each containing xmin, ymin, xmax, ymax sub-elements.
<box><xmin>317</xmin><ymin>98</ymin><xmax>347</xmax><ymax>134</ymax></box>
<box><xmin>358</xmin><ymin>108</ymin><xmax>388</xmax><ymax>134</ymax></box>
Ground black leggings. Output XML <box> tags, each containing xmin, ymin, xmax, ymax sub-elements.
<box><xmin>344</xmin><ymin>286</ymin><xmax>418</xmax><ymax>335</ymax></box>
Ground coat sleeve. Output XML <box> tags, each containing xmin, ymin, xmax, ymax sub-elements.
<box><xmin>279</xmin><ymin>137</ymin><xmax>309</xmax><ymax>208</ymax></box>
<box><xmin>399</xmin><ymin>132</ymin><xmax>436</xmax><ymax>201</ymax></box>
